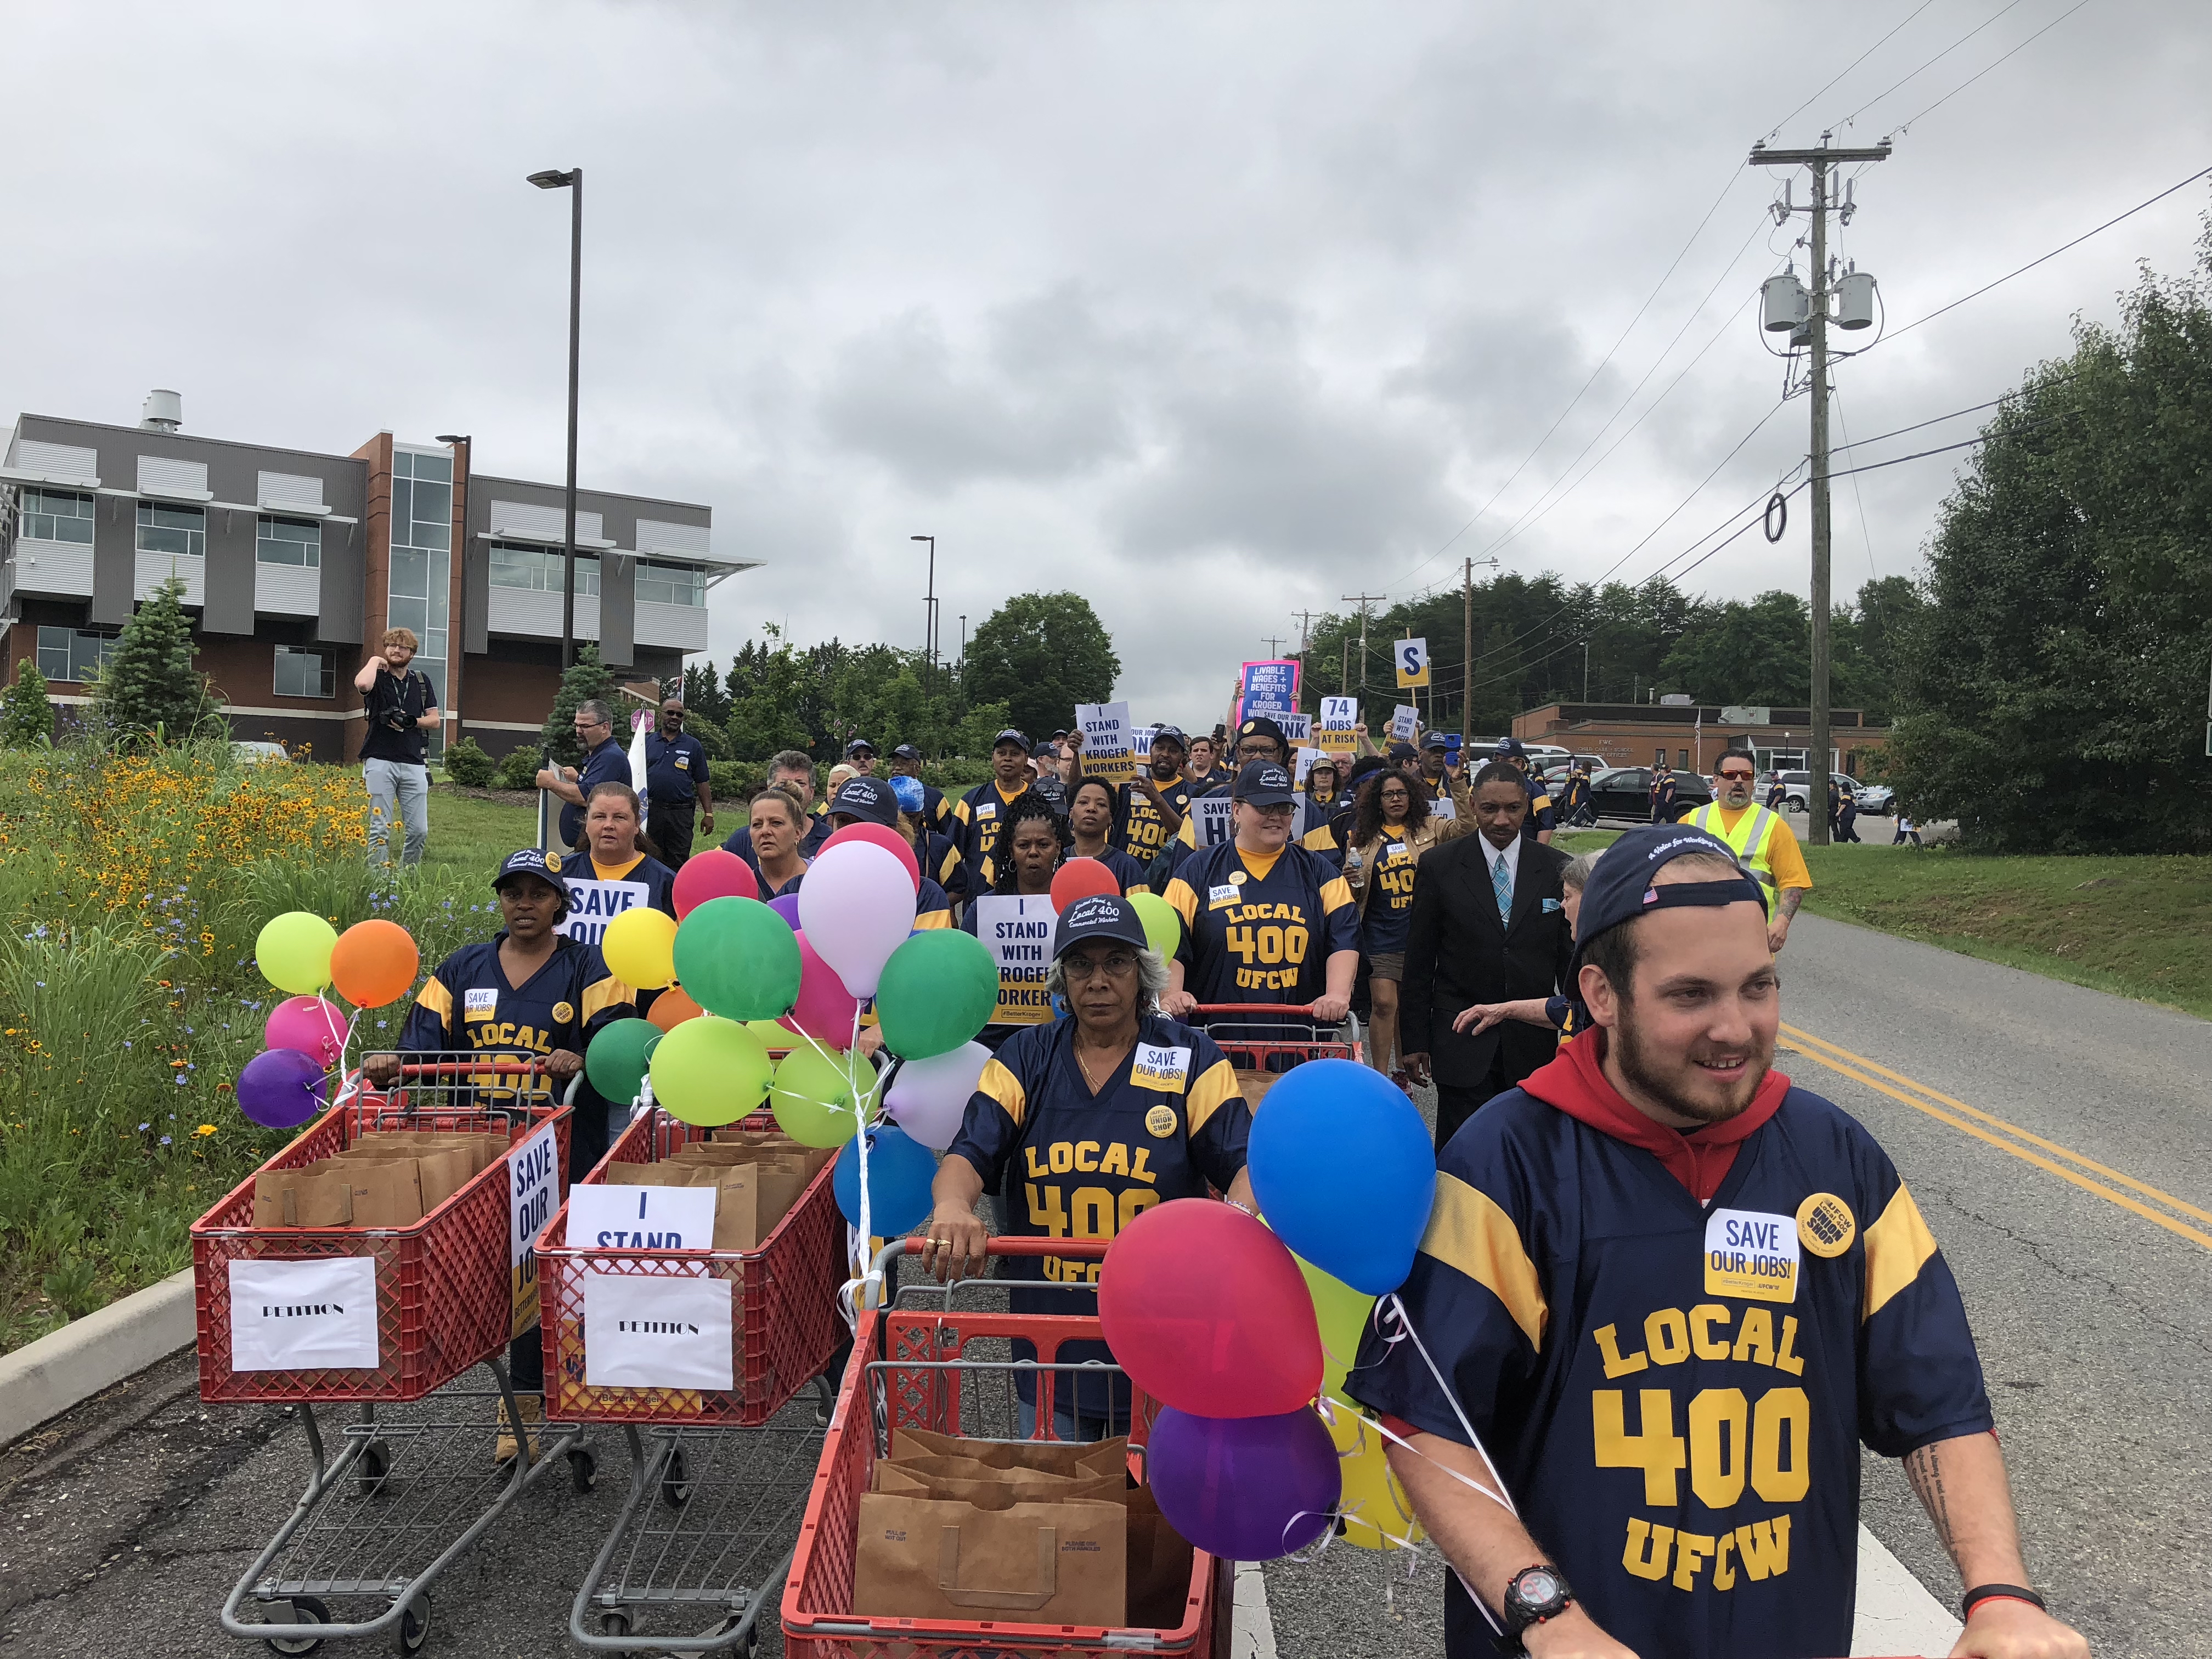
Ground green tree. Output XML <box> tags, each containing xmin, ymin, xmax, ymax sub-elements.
<box><xmin>963</xmin><ymin>593</ymin><xmax>1120</xmax><ymax>741</ymax></box>
<box><xmin>540</xmin><ymin>644</ymin><xmax>620</xmax><ymax>768</ymax></box>
<box><xmin>1888</xmin><ymin>219</ymin><xmax>2212</xmax><ymax>853</ymax></box>
<box><xmin>0</xmin><ymin>662</ymin><xmax>55</xmax><ymax>748</ymax></box>
<box><xmin>88</xmin><ymin>574</ymin><xmax>222</xmax><ymax>748</ymax></box>
<box><xmin>681</xmin><ymin>658</ymin><xmax>731</xmax><ymax>726</ymax></box>
<box><xmin>1658</xmin><ymin>591</ymin><xmax>1810</xmax><ymax>707</ymax></box>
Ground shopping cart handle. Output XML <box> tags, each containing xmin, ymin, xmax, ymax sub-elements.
<box><xmin>391</xmin><ymin>1060</ymin><xmax>552</xmax><ymax>1076</ymax></box>
<box><xmin>1192</xmin><ymin>1003</ymin><xmax>1327</xmax><ymax>1017</ymax></box>
<box><xmin>872</xmin><ymin>1235</ymin><xmax>1108</xmax><ymax>1278</ymax></box>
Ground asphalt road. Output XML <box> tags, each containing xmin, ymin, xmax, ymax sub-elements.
<box><xmin>3</xmin><ymin>913</ymin><xmax>2203</xmax><ymax>1658</ymax></box>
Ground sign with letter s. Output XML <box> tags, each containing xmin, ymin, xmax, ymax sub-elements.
<box><xmin>1395</xmin><ymin>637</ymin><xmax>1430</xmax><ymax>689</ymax></box>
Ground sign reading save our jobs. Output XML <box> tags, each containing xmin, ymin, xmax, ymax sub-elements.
<box><xmin>1394</xmin><ymin>637</ymin><xmax>1431</xmax><ymax>689</ymax></box>
<box><xmin>1075</xmin><ymin>701</ymin><xmax>1136</xmax><ymax>785</ymax></box>
<box><xmin>510</xmin><ymin>1120</ymin><xmax>561</xmax><ymax>1336</ymax></box>
<box><xmin>1317</xmin><ymin>696</ymin><xmax>1359</xmax><ymax>755</ymax></box>
<box><xmin>974</xmin><ymin>895</ymin><xmax>1056</xmax><ymax>1026</ymax></box>
<box><xmin>1239</xmin><ymin>661</ymin><xmax>1301</xmax><ymax>720</ymax></box>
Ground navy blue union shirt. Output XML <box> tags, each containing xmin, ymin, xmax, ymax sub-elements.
<box><xmin>1348</xmin><ymin>1084</ymin><xmax>1991</xmax><ymax>1659</ymax></box>
<box><xmin>644</xmin><ymin>729</ymin><xmax>708</xmax><ymax>807</ymax></box>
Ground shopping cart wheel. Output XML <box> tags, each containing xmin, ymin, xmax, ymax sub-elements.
<box><xmin>707</xmin><ymin>1613</ymin><xmax>757</xmax><ymax>1657</ymax></box>
<box><xmin>263</xmin><ymin>1593</ymin><xmax>329</xmax><ymax>1656</ymax></box>
<box><xmin>567</xmin><ymin>1446</ymin><xmax>597</xmax><ymax>1494</ymax></box>
<box><xmin>393</xmin><ymin>1593</ymin><xmax>430</xmax><ymax>1655</ymax></box>
<box><xmin>357</xmin><ymin>1439</ymin><xmax>391</xmax><ymax>1497</ymax></box>
<box><xmin>659</xmin><ymin>1446</ymin><xmax>691</xmax><ymax>1508</ymax></box>
<box><xmin>595</xmin><ymin>1610</ymin><xmax>630</xmax><ymax>1639</ymax></box>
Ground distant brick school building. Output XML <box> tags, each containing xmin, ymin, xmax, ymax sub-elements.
<box><xmin>1511</xmin><ymin>701</ymin><xmax>1889</xmax><ymax>776</ymax></box>
<box><xmin>0</xmin><ymin>391</ymin><xmax>759</xmax><ymax>761</ymax></box>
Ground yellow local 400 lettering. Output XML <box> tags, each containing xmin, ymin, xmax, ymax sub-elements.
<box><xmin>1703</xmin><ymin>1209</ymin><xmax>1801</xmax><ymax>1304</ymax></box>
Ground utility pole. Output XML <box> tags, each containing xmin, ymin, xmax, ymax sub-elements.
<box><xmin>1461</xmin><ymin>558</ymin><xmax>1474</xmax><ymax>743</ymax></box>
<box><xmin>1341</xmin><ymin>592</ymin><xmax>1385</xmax><ymax>723</ymax></box>
<box><xmin>1750</xmin><ymin>131</ymin><xmax>1888</xmax><ymax>845</ymax></box>
<box><xmin>1261</xmin><ymin>634</ymin><xmax>1286</xmax><ymax>658</ymax></box>
<box><xmin>1292</xmin><ymin>610</ymin><xmax>1319</xmax><ymax>656</ymax></box>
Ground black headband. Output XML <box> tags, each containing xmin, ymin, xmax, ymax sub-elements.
<box><xmin>1635</xmin><ymin>876</ymin><xmax>1771</xmax><ymax>919</ymax></box>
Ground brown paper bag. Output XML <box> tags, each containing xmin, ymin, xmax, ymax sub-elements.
<box><xmin>875</xmin><ymin>1463</ymin><xmax>1126</xmax><ymax>1505</ymax></box>
<box><xmin>891</xmin><ymin>1427</ymin><xmax>1129</xmax><ymax>1480</ymax></box>
<box><xmin>253</xmin><ymin>1165</ymin><xmax>354</xmax><ymax>1228</ymax></box>
<box><xmin>853</xmin><ymin>1492</ymin><xmax>1126</xmax><ymax>1628</ymax></box>
<box><xmin>1124</xmin><ymin>1482</ymin><xmax>1197</xmax><ymax>1630</ymax></box>
<box><xmin>1233</xmin><ymin>1068</ymin><xmax>1279</xmax><ymax>1108</ymax></box>
<box><xmin>338</xmin><ymin>1158</ymin><xmax>425</xmax><ymax>1227</ymax></box>
<box><xmin>623</xmin><ymin>1163</ymin><xmax>705</xmax><ymax>1187</ymax></box>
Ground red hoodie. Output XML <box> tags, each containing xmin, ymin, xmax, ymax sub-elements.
<box><xmin>1516</xmin><ymin>1027</ymin><xmax>1790</xmax><ymax>1203</ymax></box>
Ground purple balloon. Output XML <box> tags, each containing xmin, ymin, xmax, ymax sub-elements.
<box><xmin>768</xmin><ymin>894</ymin><xmax>803</xmax><ymax>929</ymax></box>
<box><xmin>236</xmin><ymin>1046</ymin><xmax>329</xmax><ymax>1130</ymax></box>
<box><xmin>1146</xmin><ymin>1407</ymin><xmax>1340</xmax><ymax>1562</ymax></box>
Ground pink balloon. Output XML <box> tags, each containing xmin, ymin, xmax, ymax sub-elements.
<box><xmin>796</xmin><ymin>842</ymin><xmax>918</xmax><ymax>1000</ymax></box>
<box><xmin>821</xmin><ymin>822</ymin><xmax>921</xmax><ymax>890</ymax></box>
<box><xmin>265</xmin><ymin>995</ymin><xmax>347</xmax><ymax>1070</ymax></box>
<box><xmin>779</xmin><ymin>930</ymin><xmax>862</xmax><ymax>1046</ymax></box>
<box><xmin>673</xmin><ymin>848</ymin><xmax>759</xmax><ymax>918</ymax></box>
<box><xmin>1099</xmin><ymin>1199</ymin><xmax>1321</xmax><ymax>1418</ymax></box>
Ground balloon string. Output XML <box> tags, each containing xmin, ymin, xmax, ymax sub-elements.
<box><xmin>848</xmin><ymin>1001</ymin><xmax>873</xmax><ymax>1283</ymax></box>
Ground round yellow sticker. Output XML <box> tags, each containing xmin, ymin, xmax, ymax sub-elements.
<box><xmin>1796</xmin><ymin>1192</ymin><xmax>1857</xmax><ymax>1257</ymax></box>
<box><xmin>1144</xmin><ymin>1103</ymin><xmax>1178</xmax><ymax>1138</ymax></box>
<box><xmin>544</xmin><ymin>851</ymin><xmax>563</xmax><ymax>873</ymax></box>
<box><xmin>551</xmin><ymin>1001</ymin><xmax>575</xmax><ymax>1024</ymax></box>
<box><xmin>1229</xmin><ymin>870</ymin><xmax>1246</xmax><ymax>884</ymax></box>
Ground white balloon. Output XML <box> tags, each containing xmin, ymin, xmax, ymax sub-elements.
<box><xmin>884</xmin><ymin>1040</ymin><xmax>992</xmax><ymax>1152</ymax></box>
<box><xmin>797</xmin><ymin>841</ymin><xmax>918</xmax><ymax>999</ymax></box>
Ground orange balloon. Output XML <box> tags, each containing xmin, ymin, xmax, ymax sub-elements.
<box><xmin>648</xmin><ymin>984</ymin><xmax>704</xmax><ymax>1033</ymax></box>
<box><xmin>329</xmin><ymin>918</ymin><xmax>420</xmax><ymax>1008</ymax></box>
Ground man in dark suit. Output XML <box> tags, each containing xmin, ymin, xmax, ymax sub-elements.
<box><xmin>1401</xmin><ymin>761</ymin><xmax>1574</xmax><ymax>1150</ymax></box>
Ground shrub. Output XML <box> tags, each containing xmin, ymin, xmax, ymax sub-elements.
<box><xmin>442</xmin><ymin>735</ymin><xmax>497</xmax><ymax>788</ymax></box>
<box><xmin>0</xmin><ymin>663</ymin><xmax>54</xmax><ymax>749</ymax></box>
<box><xmin>498</xmin><ymin>744</ymin><xmax>545</xmax><ymax>791</ymax></box>
<box><xmin>87</xmin><ymin>574</ymin><xmax>223</xmax><ymax>748</ymax></box>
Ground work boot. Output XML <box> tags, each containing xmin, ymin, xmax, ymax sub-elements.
<box><xmin>495</xmin><ymin>1393</ymin><xmax>544</xmax><ymax>1463</ymax></box>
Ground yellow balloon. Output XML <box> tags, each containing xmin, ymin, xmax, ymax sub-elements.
<box><xmin>602</xmin><ymin>906</ymin><xmax>678</xmax><ymax>990</ymax></box>
<box><xmin>256</xmin><ymin>911</ymin><xmax>338</xmax><ymax>995</ymax></box>
<box><xmin>1327</xmin><ymin>1409</ymin><xmax>1425</xmax><ymax>1552</ymax></box>
<box><xmin>648</xmin><ymin>1014</ymin><xmax>773</xmax><ymax>1127</ymax></box>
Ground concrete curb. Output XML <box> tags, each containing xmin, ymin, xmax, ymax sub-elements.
<box><xmin>0</xmin><ymin>1267</ymin><xmax>196</xmax><ymax>1447</ymax></box>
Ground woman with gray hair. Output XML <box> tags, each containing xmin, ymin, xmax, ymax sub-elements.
<box><xmin>923</xmin><ymin>895</ymin><xmax>1259</xmax><ymax>1441</ymax></box>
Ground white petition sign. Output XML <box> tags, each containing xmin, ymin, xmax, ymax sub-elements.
<box><xmin>229</xmin><ymin>1257</ymin><xmax>379</xmax><ymax>1372</ymax></box>
<box><xmin>566</xmin><ymin>1183</ymin><xmax>718</xmax><ymax>1250</ymax></box>
<box><xmin>1191</xmin><ymin>796</ymin><xmax>1235</xmax><ymax>847</ymax></box>
<box><xmin>582</xmin><ymin>1269</ymin><xmax>733</xmax><ymax>1390</ymax></box>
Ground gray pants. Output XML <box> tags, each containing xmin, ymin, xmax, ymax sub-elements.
<box><xmin>364</xmin><ymin>757</ymin><xmax>429</xmax><ymax>867</ymax></box>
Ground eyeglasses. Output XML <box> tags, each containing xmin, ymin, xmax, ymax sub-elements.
<box><xmin>1718</xmin><ymin>769</ymin><xmax>1754</xmax><ymax>781</ymax></box>
<box><xmin>1064</xmin><ymin>950</ymin><xmax>1138</xmax><ymax>980</ymax></box>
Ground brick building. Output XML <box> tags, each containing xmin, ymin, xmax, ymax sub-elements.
<box><xmin>0</xmin><ymin>391</ymin><xmax>757</xmax><ymax>760</ymax></box>
<box><xmin>1511</xmin><ymin>701</ymin><xmax>1888</xmax><ymax>776</ymax></box>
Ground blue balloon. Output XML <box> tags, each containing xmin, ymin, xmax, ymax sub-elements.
<box><xmin>834</xmin><ymin>1124</ymin><xmax>937</xmax><ymax>1238</ymax></box>
<box><xmin>1246</xmin><ymin>1059</ymin><xmax>1435</xmax><ymax>1295</ymax></box>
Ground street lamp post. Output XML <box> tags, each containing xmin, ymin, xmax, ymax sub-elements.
<box><xmin>910</xmin><ymin>535</ymin><xmax>937</xmax><ymax>689</ymax></box>
<box><xmin>528</xmin><ymin>167</ymin><xmax>583</xmax><ymax>668</ymax></box>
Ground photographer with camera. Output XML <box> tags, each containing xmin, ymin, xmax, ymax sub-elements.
<box><xmin>352</xmin><ymin>627</ymin><xmax>441</xmax><ymax>868</ymax></box>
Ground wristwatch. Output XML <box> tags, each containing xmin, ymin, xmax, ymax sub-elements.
<box><xmin>1502</xmin><ymin>1563</ymin><xmax>1573</xmax><ymax>1639</ymax></box>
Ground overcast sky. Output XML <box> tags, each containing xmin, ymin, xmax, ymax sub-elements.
<box><xmin>6</xmin><ymin>1</ymin><xmax>2207</xmax><ymax>731</ymax></box>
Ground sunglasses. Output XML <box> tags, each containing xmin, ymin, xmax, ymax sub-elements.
<box><xmin>1718</xmin><ymin>770</ymin><xmax>1754</xmax><ymax>781</ymax></box>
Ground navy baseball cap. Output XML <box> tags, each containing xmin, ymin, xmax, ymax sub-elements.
<box><xmin>1494</xmin><ymin>737</ymin><xmax>1528</xmax><ymax>758</ymax></box>
<box><xmin>888</xmin><ymin>773</ymin><xmax>926</xmax><ymax>814</ymax></box>
<box><xmin>1571</xmin><ymin>823</ymin><xmax>1768</xmax><ymax>972</ymax></box>
<box><xmin>828</xmin><ymin>776</ymin><xmax>899</xmax><ymax>827</ymax></box>
<box><xmin>493</xmin><ymin>848</ymin><xmax>571</xmax><ymax>915</ymax></box>
<box><xmin>844</xmin><ymin>736</ymin><xmax>877</xmax><ymax>758</ymax></box>
<box><xmin>1232</xmin><ymin>761</ymin><xmax>1297</xmax><ymax>806</ymax></box>
<box><xmin>1053</xmin><ymin>894</ymin><xmax>1150</xmax><ymax>960</ymax></box>
<box><xmin>1151</xmin><ymin>725</ymin><xmax>1188</xmax><ymax>749</ymax></box>
<box><xmin>1386</xmin><ymin>740</ymin><xmax>1418</xmax><ymax>761</ymax></box>
<box><xmin>993</xmin><ymin>729</ymin><xmax>1031</xmax><ymax>752</ymax></box>
<box><xmin>890</xmin><ymin>742</ymin><xmax>922</xmax><ymax>761</ymax></box>
<box><xmin>1421</xmin><ymin>730</ymin><xmax>1449</xmax><ymax>751</ymax></box>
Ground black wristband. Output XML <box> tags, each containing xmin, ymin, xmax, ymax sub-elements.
<box><xmin>1961</xmin><ymin>1583</ymin><xmax>2045</xmax><ymax>1619</ymax></box>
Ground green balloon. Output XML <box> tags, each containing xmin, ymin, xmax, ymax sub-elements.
<box><xmin>1297</xmin><ymin>1252</ymin><xmax>1378</xmax><ymax>1403</ymax></box>
<box><xmin>671</xmin><ymin>897</ymin><xmax>803</xmax><ymax>1023</ymax></box>
<box><xmin>257</xmin><ymin>910</ymin><xmax>339</xmax><ymax>996</ymax></box>
<box><xmin>1128</xmin><ymin>891</ymin><xmax>1182</xmax><ymax>961</ymax></box>
<box><xmin>875</xmin><ymin>930</ymin><xmax>998</xmax><ymax>1060</ymax></box>
<box><xmin>769</xmin><ymin>1044</ymin><xmax>871</xmax><ymax>1148</ymax></box>
<box><xmin>648</xmin><ymin>1014</ymin><xmax>774</xmax><ymax>1127</ymax></box>
<box><xmin>585</xmin><ymin>1017</ymin><xmax>661</xmax><ymax>1104</ymax></box>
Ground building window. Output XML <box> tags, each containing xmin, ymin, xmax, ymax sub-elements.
<box><xmin>490</xmin><ymin>543</ymin><xmax>601</xmax><ymax>596</ymax></box>
<box><xmin>136</xmin><ymin>501</ymin><xmax>206</xmax><ymax>559</ymax></box>
<box><xmin>36</xmin><ymin>626</ymin><xmax>117</xmax><ymax>684</ymax></box>
<box><xmin>1678</xmin><ymin>748</ymin><xmax>1690</xmax><ymax>770</ymax></box>
<box><xmin>387</xmin><ymin>449</ymin><xmax>453</xmax><ymax>717</ymax></box>
<box><xmin>20</xmin><ymin>488</ymin><xmax>94</xmax><ymax>545</ymax></box>
<box><xmin>257</xmin><ymin>516</ymin><xmax>321</xmax><ymax>567</ymax></box>
<box><xmin>273</xmin><ymin>645</ymin><xmax>335</xmax><ymax>698</ymax></box>
<box><xmin>635</xmin><ymin>559</ymin><xmax>704</xmax><ymax>608</ymax></box>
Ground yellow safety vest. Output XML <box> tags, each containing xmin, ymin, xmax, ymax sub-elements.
<box><xmin>1687</xmin><ymin>802</ymin><xmax>1781</xmax><ymax>891</ymax></box>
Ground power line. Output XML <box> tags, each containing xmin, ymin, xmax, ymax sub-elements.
<box><xmin>1838</xmin><ymin>0</ymin><xmax>2029</xmax><ymax>127</ymax></box>
<box><xmin>1882</xmin><ymin>164</ymin><xmax>2212</xmax><ymax>341</ymax></box>
<box><xmin>1890</xmin><ymin>0</ymin><xmax>2097</xmax><ymax>133</ymax></box>
<box><xmin>1764</xmin><ymin>0</ymin><xmax>1941</xmax><ymax>140</ymax></box>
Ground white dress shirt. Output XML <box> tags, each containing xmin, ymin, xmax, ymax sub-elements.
<box><xmin>1481</xmin><ymin>831</ymin><xmax>1523</xmax><ymax>891</ymax></box>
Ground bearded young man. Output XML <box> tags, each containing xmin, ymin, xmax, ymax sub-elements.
<box><xmin>1349</xmin><ymin>823</ymin><xmax>2086</xmax><ymax>1659</ymax></box>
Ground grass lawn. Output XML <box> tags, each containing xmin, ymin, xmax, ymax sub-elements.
<box><xmin>422</xmin><ymin>786</ymin><xmax>720</xmax><ymax>877</ymax></box>
<box><xmin>1553</xmin><ymin>827</ymin><xmax>2212</xmax><ymax>1020</ymax></box>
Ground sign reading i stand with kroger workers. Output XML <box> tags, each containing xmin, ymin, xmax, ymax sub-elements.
<box><xmin>974</xmin><ymin>894</ymin><xmax>1057</xmax><ymax>1025</ymax></box>
<box><xmin>1240</xmin><ymin>660</ymin><xmax>1301</xmax><ymax>720</ymax></box>
<box><xmin>1075</xmin><ymin>700</ymin><xmax>1136</xmax><ymax>785</ymax></box>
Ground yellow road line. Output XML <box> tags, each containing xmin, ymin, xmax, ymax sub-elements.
<box><xmin>1781</xmin><ymin>1022</ymin><xmax>2212</xmax><ymax>1228</ymax></box>
<box><xmin>1777</xmin><ymin>1024</ymin><xmax>2212</xmax><ymax>1255</ymax></box>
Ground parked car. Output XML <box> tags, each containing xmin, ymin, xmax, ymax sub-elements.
<box><xmin>1587</xmin><ymin>767</ymin><xmax>1714</xmax><ymax>822</ymax></box>
<box><xmin>1766</xmin><ymin>771</ymin><xmax>1860</xmax><ymax>813</ymax></box>
<box><xmin>1854</xmin><ymin>782</ymin><xmax>1895</xmax><ymax>814</ymax></box>
<box><xmin>231</xmin><ymin>741</ymin><xmax>290</xmax><ymax>765</ymax></box>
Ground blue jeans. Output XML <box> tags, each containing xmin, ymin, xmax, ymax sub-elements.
<box><xmin>364</xmin><ymin>758</ymin><xmax>430</xmax><ymax>867</ymax></box>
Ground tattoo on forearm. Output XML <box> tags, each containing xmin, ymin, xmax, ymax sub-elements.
<box><xmin>1905</xmin><ymin>1445</ymin><xmax>1958</xmax><ymax>1565</ymax></box>
<box><xmin>1779</xmin><ymin>889</ymin><xmax>1804</xmax><ymax>920</ymax></box>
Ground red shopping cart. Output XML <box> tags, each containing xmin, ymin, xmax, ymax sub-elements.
<box><xmin>1193</xmin><ymin>1003</ymin><xmax>1362</xmax><ymax>1102</ymax></box>
<box><xmin>782</xmin><ymin>1237</ymin><xmax>1228</xmax><ymax>1659</ymax></box>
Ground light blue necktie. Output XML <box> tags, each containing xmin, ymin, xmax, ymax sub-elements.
<box><xmin>1492</xmin><ymin>850</ymin><xmax>1513</xmax><ymax>925</ymax></box>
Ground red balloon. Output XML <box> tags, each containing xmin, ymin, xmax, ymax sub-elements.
<box><xmin>778</xmin><ymin>930</ymin><xmax>863</xmax><ymax>1046</ymax></box>
<box><xmin>822</xmin><ymin>822</ymin><xmax>921</xmax><ymax>890</ymax></box>
<box><xmin>673</xmin><ymin>849</ymin><xmax>759</xmax><ymax>918</ymax></box>
<box><xmin>1099</xmin><ymin>1199</ymin><xmax>1321</xmax><ymax>1418</ymax></box>
<box><xmin>1051</xmin><ymin>857</ymin><xmax>1121</xmax><ymax>910</ymax></box>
